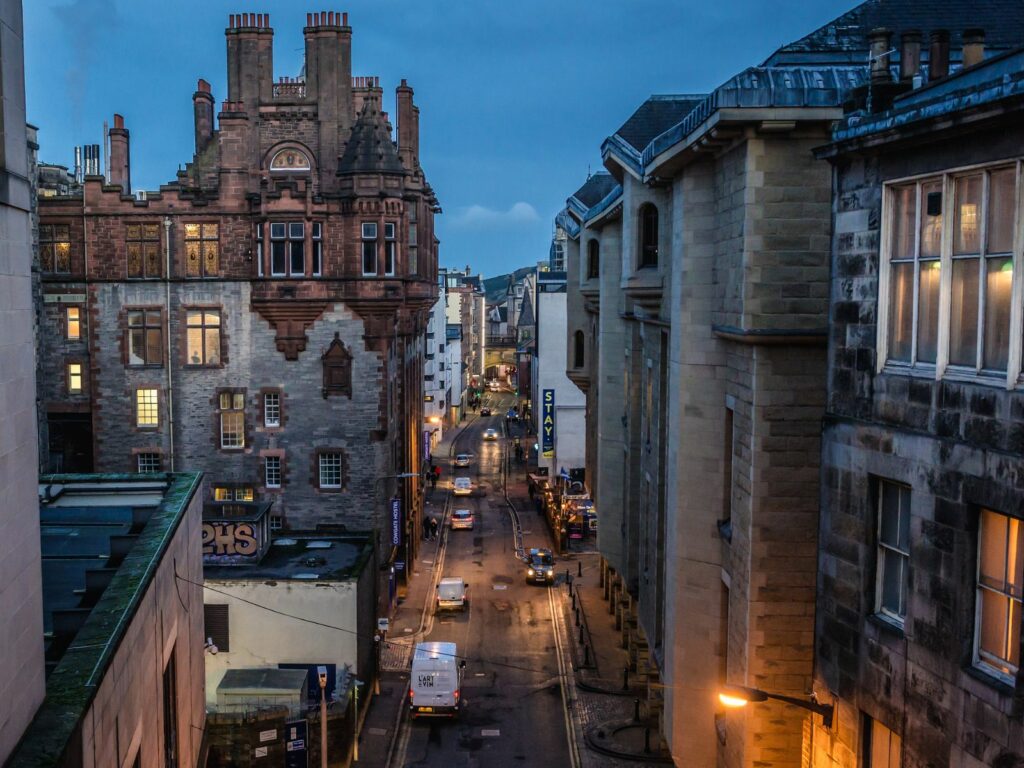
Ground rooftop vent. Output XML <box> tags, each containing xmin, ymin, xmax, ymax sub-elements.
<box><xmin>305</xmin><ymin>540</ymin><xmax>334</xmax><ymax>549</ymax></box>
<box><xmin>294</xmin><ymin>573</ymin><xmax>320</xmax><ymax>580</ymax></box>
<box><xmin>273</xmin><ymin>538</ymin><xmax>299</xmax><ymax>546</ymax></box>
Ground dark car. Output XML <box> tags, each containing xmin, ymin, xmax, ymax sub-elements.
<box><xmin>524</xmin><ymin>548</ymin><xmax>555</xmax><ymax>585</ymax></box>
<box><xmin>480</xmin><ymin>407</ymin><xmax>492</xmax><ymax>416</ymax></box>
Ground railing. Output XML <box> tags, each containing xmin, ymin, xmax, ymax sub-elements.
<box><xmin>487</xmin><ymin>335</ymin><xmax>517</xmax><ymax>347</ymax></box>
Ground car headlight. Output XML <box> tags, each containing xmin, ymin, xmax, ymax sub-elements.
<box><xmin>527</xmin><ymin>569</ymin><xmax>534</xmax><ymax>576</ymax></box>
<box><xmin>546</xmin><ymin>569</ymin><xmax>553</xmax><ymax>576</ymax></box>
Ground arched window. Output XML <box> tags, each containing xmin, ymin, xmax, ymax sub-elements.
<box><xmin>574</xmin><ymin>330</ymin><xmax>585</xmax><ymax>368</ymax></box>
<box><xmin>638</xmin><ymin>203</ymin><xmax>659</xmax><ymax>268</ymax></box>
<box><xmin>587</xmin><ymin>239</ymin><xmax>600</xmax><ymax>279</ymax></box>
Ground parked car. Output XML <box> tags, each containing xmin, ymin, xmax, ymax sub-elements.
<box><xmin>453</xmin><ymin>477</ymin><xmax>473</xmax><ymax>496</ymax></box>
<box><xmin>410</xmin><ymin>641</ymin><xmax>466</xmax><ymax>718</ymax></box>
<box><xmin>454</xmin><ymin>453</ymin><xmax>472</xmax><ymax>467</ymax></box>
<box><xmin>524</xmin><ymin>548</ymin><xmax>555</xmax><ymax>585</ymax></box>
<box><xmin>480</xmin><ymin>407</ymin><xmax>492</xmax><ymax>416</ymax></box>
<box><xmin>450</xmin><ymin>509</ymin><xmax>475</xmax><ymax>530</ymax></box>
<box><xmin>435</xmin><ymin>577</ymin><xmax>469</xmax><ymax>611</ymax></box>
<box><xmin>483</xmin><ymin>428</ymin><xmax>499</xmax><ymax>441</ymax></box>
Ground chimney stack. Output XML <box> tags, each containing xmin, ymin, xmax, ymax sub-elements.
<box><xmin>225</xmin><ymin>13</ymin><xmax>274</xmax><ymax>109</ymax></box>
<box><xmin>396</xmin><ymin>79</ymin><xmax>417</xmax><ymax>170</ymax></box>
<box><xmin>193</xmin><ymin>79</ymin><xmax>215</xmax><ymax>154</ymax></box>
<box><xmin>303</xmin><ymin>10</ymin><xmax>353</xmax><ymax>191</ymax></box>
<box><xmin>107</xmin><ymin>114</ymin><xmax>131</xmax><ymax>193</ymax></box>
<box><xmin>929</xmin><ymin>30</ymin><xmax>950</xmax><ymax>80</ymax></box>
<box><xmin>73</xmin><ymin>146</ymin><xmax>82</xmax><ymax>183</ymax></box>
<box><xmin>868</xmin><ymin>28</ymin><xmax>893</xmax><ymax>84</ymax></box>
<box><xmin>899</xmin><ymin>30</ymin><xmax>922</xmax><ymax>81</ymax></box>
<box><xmin>962</xmin><ymin>28</ymin><xmax>985</xmax><ymax>68</ymax></box>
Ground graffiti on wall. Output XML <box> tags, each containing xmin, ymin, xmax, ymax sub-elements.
<box><xmin>202</xmin><ymin>521</ymin><xmax>260</xmax><ymax>559</ymax></box>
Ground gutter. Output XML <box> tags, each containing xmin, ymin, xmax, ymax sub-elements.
<box><xmin>163</xmin><ymin>216</ymin><xmax>175</xmax><ymax>470</ymax></box>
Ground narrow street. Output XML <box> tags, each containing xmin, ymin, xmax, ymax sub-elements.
<box><xmin>393</xmin><ymin>389</ymin><xmax>574</xmax><ymax>768</ymax></box>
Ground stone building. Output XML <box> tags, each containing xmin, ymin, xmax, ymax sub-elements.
<box><xmin>0</xmin><ymin>1</ymin><xmax>45</xmax><ymax>759</ymax></box>
<box><xmin>561</xmin><ymin>2</ymin><xmax>1023</xmax><ymax>765</ymax></box>
<box><xmin>812</xmin><ymin>34</ymin><xmax>1024</xmax><ymax>768</ymax></box>
<box><xmin>34</xmin><ymin>13</ymin><xmax>439</xmax><ymax>574</ymax></box>
<box><xmin>444</xmin><ymin>268</ymin><xmax>486</xmax><ymax>401</ymax></box>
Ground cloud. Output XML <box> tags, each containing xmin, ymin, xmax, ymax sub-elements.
<box><xmin>450</xmin><ymin>202</ymin><xmax>540</xmax><ymax>229</ymax></box>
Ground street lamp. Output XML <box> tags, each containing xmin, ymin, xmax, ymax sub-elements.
<box><xmin>718</xmin><ymin>684</ymin><xmax>834</xmax><ymax>729</ymax></box>
<box><xmin>317</xmin><ymin>666</ymin><xmax>328</xmax><ymax>768</ymax></box>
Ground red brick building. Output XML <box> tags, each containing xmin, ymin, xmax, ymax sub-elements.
<box><xmin>36</xmin><ymin>11</ymin><xmax>438</xmax><ymax>583</ymax></box>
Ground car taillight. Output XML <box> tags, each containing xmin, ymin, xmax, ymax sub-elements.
<box><xmin>454</xmin><ymin>689</ymin><xmax>460</xmax><ymax>701</ymax></box>
<box><xmin>409</xmin><ymin>688</ymin><xmax>414</xmax><ymax>701</ymax></box>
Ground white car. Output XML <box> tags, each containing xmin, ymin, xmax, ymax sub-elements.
<box><xmin>483</xmin><ymin>428</ymin><xmax>499</xmax><ymax>441</ymax></box>
<box><xmin>453</xmin><ymin>477</ymin><xmax>473</xmax><ymax>496</ymax></box>
<box><xmin>454</xmin><ymin>453</ymin><xmax>471</xmax><ymax>467</ymax></box>
<box><xmin>435</xmin><ymin>578</ymin><xmax>469</xmax><ymax>611</ymax></box>
<box><xmin>451</xmin><ymin>509</ymin><xmax>475</xmax><ymax>530</ymax></box>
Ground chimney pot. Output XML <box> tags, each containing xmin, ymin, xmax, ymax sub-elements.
<box><xmin>929</xmin><ymin>30</ymin><xmax>950</xmax><ymax>80</ymax></box>
<box><xmin>306</xmin><ymin>12</ymin><xmax>312</xmax><ymax>25</ymax></box>
<box><xmin>264</xmin><ymin>13</ymin><xmax>269</xmax><ymax>27</ymax></box>
<box><xmin>962</xmin><ymin>28</ymin><xmax>985</xmax><ymax>68</ymax></box>
<box><xmin>343</xmin><ymin>12</ymin><xmax>348</xmax><ymax>26</ymax></box>
<box><xmin>899</xmin><ymin>30</ymin><xmax>922</xmax><ymax>81</ymax></box>
<box><xmin>113</xmin><ymin>113</ymin><xmax>124</xmax><ymax>129</ymax></box>
<box><xmin>868</xmin><ymin>27</ymin><xmax>893</xmax><ymax>84</ymax></box>
<box><xmin>330</xmin><ymin>11</ymin><xmax>335</xmax><ymax>24</ymax></box>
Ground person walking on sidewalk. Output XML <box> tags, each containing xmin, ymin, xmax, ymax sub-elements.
<box><xmin>430</xmin><ymin>516</ymin><xmax>439</xmax><ymax>540</ymax></box>
<box><xmin>422</xmin><ymin>515</ymin><xmax>431</xmax><ymax>540</ymax></box>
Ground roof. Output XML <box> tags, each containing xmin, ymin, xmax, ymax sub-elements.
<box><xmin>414</xmin><ymin>641</ymin><xmax>458</xmax><ymax>662</ymax></box>
<box><xmin>570</xmin><ymin>172</ymin><xmax>618</xmax><ymax>209</ymax></box>
<box><xmin>615</xmin><ymin>95</ymin><xmax>706</xmax><ymax>152</ymax></box>
<box><xmin>203</xmin><ymin>533</ymin><xmax>373</xmax><ymax>582</ymax></box>
<box><xmin>766</xmin><ymin>0</ymin><xmax>1024</xmax><ymax>66</ymax></box>
<box><xmin>12</xmin><ymin>473</ymin><xmax>203</xmax><ymax>768</ymax></box>
<box><xmin>218</xmin><ymin>668</ymin><xmax>309</xmax><ymax>693</ymax></box>
<box><xmin>338</xmin><ymin>99</ymin><xmax>407</xmax><ymax>175</ymax></box>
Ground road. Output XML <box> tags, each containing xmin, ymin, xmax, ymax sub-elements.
<box><xmin>393</xmin><ymin>389</ymin><xmax>575</xmax><ymax>768</ymax></box>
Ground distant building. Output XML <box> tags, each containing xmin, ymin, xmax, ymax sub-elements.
<box><xmin>445</xmin><ymin>268</ymin><xmax>486</xmax><ymax>399</ymax></box>
<box><xmin>424</xmin><ymin>272</ymin><xmax>451</xmax><ymax>451</ymax></box>
<box><xmin>9</xmin><ymin>474</ymin><xmax>206</xmax><ymax>768</ymax></box>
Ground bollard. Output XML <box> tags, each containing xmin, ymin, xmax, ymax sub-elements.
<box><xmin>634</xmin><ymin>698</ymin><xmax>641</xmax><ymax>723</ymax></box>
<box><xmin>566</xmin><ymin>568</ymin><xmax>571</xmax><ymax>583</ymax></box>
<box><xmin>578</xmin><ymin>561</ymin><xmax>583</xmax><ymax>577</ymax></box>
<box><xmin>567</xmin><ymin>580</ymin><xmax>573</xmax><ymax>597</ymax></box>
<box><xmin>575</xmin><ymin>606</ymin><xmax>580</xmax><ymax>627</ymax></box>
<box><xmin>644</xmin><ymin>727</ymin><xmax>651</xmax><ymax>754</ymax></box>
<box><xmin>579</xmin><ymin>624</ymin><xmax>585</xmax><ymax>644</ymax></box>
<box><xmin>584</xmin><ymin>644</ymin><xmax>591</xmax><ymax>667</ymax></box>
<box><xmin>571</xmin><ymin>592</ymin><xmax>576</xmax><ymax>610</ymax></box>
<box><xmin>622</xmin><ymin>666</ymin><xmax>629</xmax><ymax>691</ymax></box>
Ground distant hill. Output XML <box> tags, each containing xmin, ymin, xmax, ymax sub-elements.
<box><xmin>483</xmin><ymin>266</ymin><xmax>536</xmax><ymax>304</ymax></box>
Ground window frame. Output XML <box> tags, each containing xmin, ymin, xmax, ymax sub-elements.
<box><xmin>40</xmin><ymin>223</ymin><xmax>72</xmax><ymax>274</ymax></box>
<box><xmin>312</xmin><ymin>221</ymin><xmax>323</xmax><ymax>276</ymax></box>
<box><xmin>137</xmin><ymin>452</ymin><xmax>162</xmax><ymax>473</ymax></box>
<box><xmin>264</xmin><ymin>455</ymin><xmax>282</xmax><ymax>489</ymax></box>
<box><xmin>384</xmin><ymin>222</ymin><xmax>397</xmax><ymax>276</ymax></box>
<box><xmin>361</xmin><ymin>222</ymin><xmax>378</xmax><ymax>276</ymax></box>
<box><xmin>66</xmin><ymin>306</ymin><xmax>81</xmax><ymax>341</ymax></box>
<box><xmin>263</xmin><ymin>391</ymin><xmax>281</xmax><ymax>428</ymax></box>
<box><xmin>318</xmin><ymin>451</ymin><xmax>344</xmax><ymax>490</ymax></box>
<box><xmin>874</xmin><ymin>480</ymin><xmax>911</xmax><ymax>627</ymax></box>
<box><xmin>218</xmin><ymin>391</ymin><xmax>246</xmax><ymax>450</ymax></box>
<box><xmin>67</xmin><ymin>362</ymin><xmax>83</xmax><ymax>393</ymax></box>
<box><xmin>587</xmin><ymin>239</ymin><xmax>600</xmax><ymax>280</ymax></box>
<box><xmin>183</xmin><ymin>222</ymin><xmax>220</xmax><ymax>278</ymax></box>
<box><xmin>185</xmin><ymin>309</ymin><xmax>222</xmax><ymax>367</ymax></box>
<box><xmin>126</xmin><ymin>222</ymin><xmax>162</xmax><ymax>279</ymax></box>
<box><xmin>638</xmin><ymin>203</ymin><xmax>659</xmax><ymax>269</ymax></box>
<box><xmin>126</xmin><ymin>308</ymin><xmax>164</xmax><ymax>367</ymax></box>
<box><xmin>136</xmin><ymin>388</ymin><xmax>160</xmax><ymax>429</ymax></box>
<box><xmin>878</xmin><ymin>159</ymin><xmax>1024</xmax><ymax>388</ymax></box>
<box><xmin>973</xmin><ymin>508</ymin><xmax>1022</xmax><ymax>684</ymax></box>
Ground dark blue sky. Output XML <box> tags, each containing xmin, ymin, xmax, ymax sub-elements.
<box><xmin>25</xmin><ymin>0</ymin><xmax>852</xmax><ymax>277</ymax></box>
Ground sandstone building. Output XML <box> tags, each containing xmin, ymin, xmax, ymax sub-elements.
<box><xmin>34</xmin><ymin>12</ymin><xmax>439</xmax><ymax>575</ymax></box>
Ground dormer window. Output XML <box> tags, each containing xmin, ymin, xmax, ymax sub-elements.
<box><xmin>269</xmin><ymin>148</ymin><xmax>311</xmax><ymax>173</ymax></box>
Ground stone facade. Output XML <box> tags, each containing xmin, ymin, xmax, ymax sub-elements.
<box><xmin>34</xmin><ymin>13</ymin><xmax>438</xmax><ymax>568</ymax></box>
<box><xmin>811</xmin><ymin>44</ymin><xmax>1024</xmax><ymax>768</ymax></box>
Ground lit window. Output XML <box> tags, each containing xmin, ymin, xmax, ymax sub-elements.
<box><xmin>862</xmin><ymin>715</ymin><xmax>901</xmax><ymax>768</ymax></box>
<box><xmin>875</xmin><ymin>481</ymin><xmax>910</xmax><ymax>624</ymax></box>
<box><xmin>976</xmin><ymin>508</ymin><xmax>1022</xmax><ymax>681</ymax></box>
<box><xmin>219</xmin><ymin>392</ymin><xmax>245</xmax><ymax>449</ymax></box>
<box><xmin>312</xmin><ymin>222</ymin><xmax>323</xmax><ymax>276</ymax></box>
<box><xmin>638</xmin><ymin>204</ymin><xmax>658</xmax><ymax>268</ymax></box>
<box><xmin>213</xmin><ymin>486</ymin><xmax>254</xmax><ymax>501</ymax></box>
<box><xmin>186</xmin><ymin>310</ymin><xmax>221</xmax><ymax>365</ymax></box>
<box><xmin>40</xmin><ymin>224</ymin><xmax>71</xmax><ymax>274</ymax></box>
<box><xmin>137</xmin><ymin>453</ymin><xmax>161</xmax><ymax>473</ymax></box>
<box><xmin>362</xmin><ymin>222</ymin><xmax>378</xmax><ymax>275</ymax></box>
<box><xmin>319</xmin><ymin>452</ymin><xmax>343</xmax><ymax>489</ymax></box>
<box><xmin>66</xmin><ymin>307</ymin><xmax>81</xmax><ymax>340</ymax></box>
<box><xmin>127</xmin><ymin>310</ymin><xmax>163</xmax><ymax>366</ymax></box>
<box><xmin>264</xmin><ymin>392</ymin><xmax>281</xmax><ymax>428</ymax></box>
<box><xmin>68</xmin><ymin>362</ymin><xmax>83</xmax><ymax>393</ymax></box>
<box><xmin>184</xmin><ymin>223</ymin><xmax>219</xmax><ymax>277</ymax></box>
<box><xmin>126</xmin><ymin>223</ymin><xmax>161</xmax><ymax>278</ymax></box>
<box><xmin>384</xmin><ymin>222</ymin><xmax>397</xmax><ymax>276</ymax></box>
<box><xmin>137</xmin><ymin>388</ymin><xmax>159</xmax><ymax>428</ymax></box>
<box><xmin>265</xmin><ymin>456</ymin><xmax>282</xmax><ymax>488</ymax></box>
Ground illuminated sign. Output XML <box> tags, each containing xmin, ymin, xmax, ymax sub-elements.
<box><xmin>391</xmin><ymin>496</ymin><xmax>402</xmax><ymax>546</ymax></box>
<box><xmin>542</xmin><ymin>389</ymin><xmax>555</xmax><ymax>458</ymax></box>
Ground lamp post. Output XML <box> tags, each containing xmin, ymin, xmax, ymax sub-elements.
<box><xmin>317</xmin><ymin>666</ymin><xmax>328</xmax><ymax>768</ymax></box>
<box><xmin>718</xmin><ymin>684</ymin><xmax>834</xmax><ymax>729</ymax></box>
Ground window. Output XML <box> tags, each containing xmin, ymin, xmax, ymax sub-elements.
<box><xmin>312</xmin><ymin>222</ymin><xmax>323</xmax><ymax>276</ymax></box>
<box><xmin>255</xmin><ymin>222</ymin><xmax>263</xmax><ymax>277</ymax></box>
<box><xmin>162</xmin><ymin>649</ymin><xmax>178</xmax><ymax>768</ymax></box>
<box><xmin>68</xmin><ymin>362</ymin><xmax>83</xmax><ymax>393</ymax></box>
<box><xmin>203</xmin><ymin>604</ymin><xmax>230</xmax><ymax>652</ymax></box>
<box><xmin>186</xmin><ymin>310</ymin><xmax>221</xmax><ymax>365</ymax></box>
<box><xmin>265</xmin><ymin>456</ymin><xmax>282</xmax><ymax>488</ymax></box>
<box><xmin>40</xmin><ymin>224</ymin><xmax>71</xmax><ymax>274</ymax></box>
<box><xmin>573</xmin><ymin>330</ymin><xmax>585</xmax><ymax>368</ymax></box>
<box><xmin>213</xmin><ymin>486</ymin><xmax>254</xmax><ymax>501</ymax></box>
<box><xmin>219</xmin><ymin>392</ymin><xmax>245</xmax><ymax>449</ymax></box>
<box><xmin>269</xmin><ymin>515</ymin><xmax>284</xmax><ymax>531</ymax></box>
<box><xmin>975</xmin><ymin>508</ymin><xmax>1022</xmax><ymax>680</ymax></box>
<box><xmin>638</xmin><ymin>203</ymin><xmax>659</xmax><ymax>268</ymax></box>
<box><xmin>319</xmin><ymin>452</ymin><xmax>343</xmax><ymax>489</ymax></box>
<box><xmin>362</xmin><ymin>222</ymin><xmax>378</xmax><ymax>275</ymax></box>
<box><xmin>138</xmin><ymin>453</ymin><xmax>162</xmax><ymax>473</ymax></box>
<box><xmin>126</xmin><ymin>222</ymin><xmax>161</xmax><ymax>278</ymax></box>
<box><xmin>862</xmin><ymin>715</ymin><xmax>901</xmax><ymax>768</ymax></box>
<box><xmin>127</xmin><ymin>310</ymin><xmax>163</xmax><ymax>366</ymax></box>
<box><xmin>269</xmin><ymin>222</ymin><xmax>305</xmax><ymax>277</ymax></box>
<box><xmin>875</xmin><ymin>481</ymin><xmax>910</xmax><ymax>624</ymax></box>
<box><xmin>384</xmin><ymin>222</ymin><xmax>397</xmax><ymax>276</ymax></box>
<box><xmin>587</xmin><ymin>239</ymin><xmax>600</xmax><ymax>279</ymax></box>
<box><xmin>881</xmin><ymin>164</ymin><xmax>1022</xmax><ymax>382</ymax></box>
<box><xmin>137</xmin><ymin>388</ymin><xmax>159</xmax><ymax>428</ymax></box>
<box><xmin>184</xmin><ymin>223</ymin><xmax>219</xmax><ymax>277</ymax></box>
<box><xmin>66</xmin><ymin>307</ymin><xmax>81</xmax><ymax>340</ymax></box>
<box><xmin>264</xmin><ymin>392</ymin><xmax>281</xmax><ymax>428</ymax></box>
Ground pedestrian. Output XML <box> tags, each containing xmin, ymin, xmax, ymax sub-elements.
<box><xmin>430</xmin><ymin>516</ymin><xmax>439</xmax><ymax>540</ymax></box>
<box><xmin>422</xmin><ymin>515</ymin><xmax>430</xmax><ymax>540</ymax></box>
<box><xmin>430</xmin><ymin>474</ymin><xmax>437</xmax><ymax>491</ymax></box>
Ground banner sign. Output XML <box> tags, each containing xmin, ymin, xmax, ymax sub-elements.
<box><xmin>542</xmin><ymin>389</ymin><xmax>555</xmax><ymax>458</ymax></box>
<box><xmin>390</xmin><ymin>496</ymin><xmax>402</xmax><ymax>546</ymax></box>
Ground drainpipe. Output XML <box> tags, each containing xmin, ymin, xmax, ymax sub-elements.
<box><xmin>163</xmin><ymin>216</ymin><xmax>176</xmax><ymax>471</ymax></box>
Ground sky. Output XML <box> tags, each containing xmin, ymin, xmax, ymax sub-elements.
<box><xmin>24</xmin><ymin>0</ymin><xmax>854</xmax><ymax>278</ymax></box>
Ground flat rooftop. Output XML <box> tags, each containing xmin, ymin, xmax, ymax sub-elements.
<box><xmin>204</xmin><ymin>532</ymin><xmax>373</xmax><ymax>581</ymax></box>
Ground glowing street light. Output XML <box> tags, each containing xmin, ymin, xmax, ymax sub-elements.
<box><xmin>718</xmin><ymin>684</ymin><xmax>834</xmax><ymax>729</ymax></box>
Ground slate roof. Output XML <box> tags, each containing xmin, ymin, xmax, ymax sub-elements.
<box><xmin>766</xmin><ymin>0</ymin><xmax>1024</xmax><ymax>66</ymax></box>
<box><xmin>615</xmin><ymin>95</ymin><xmax>706</xmax><ymax>152</ymax></box>
<box><xmin>570</xmin><ymin>172</ymin><xmax>618</xmax><ymax>209</ymax></box>
<box><xmin>338</xmin><ymin>100</ymin><xmax>407</xmax><ymax>175</ymax></box>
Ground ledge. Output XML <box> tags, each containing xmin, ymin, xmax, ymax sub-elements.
<box><xmin>711</xmin><ymin>323</ymin><xmax>827</xmax><ymax>346</ymax></box>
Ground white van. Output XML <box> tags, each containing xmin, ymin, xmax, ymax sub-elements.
<box><xmin>436</xmin><ymin>577</ymin><xmax>469</xmax><ymax>610</ymax></box>
<box><xmin>409</xmin><ymin>641</ymin><xmax>466</xmax><ymax>718</ymax></box>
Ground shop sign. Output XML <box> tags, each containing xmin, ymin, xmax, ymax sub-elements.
<box><xmin>390</xmin><ymin>496</ymin><xmax>402</xmax><ymax>546</ymax></box>
<box><xmin>542</xmin><ymin>389</ymin><xmax>555</xmax><ymax>458</ymax></box>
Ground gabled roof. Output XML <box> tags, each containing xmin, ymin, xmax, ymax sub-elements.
<box><xmin>615</xmin><ymin>95</ymin><xmax>706</xmax><ymax>152</ymax></box>
<box><xmin>765</xmin><ymin>0</ymin><xmax>1024</xmax><ymax>66</ymax></box>
<box><xmin>338</xmin><ymin>100</ymin><xmax>407</xmax><ymax>175</ymax></box>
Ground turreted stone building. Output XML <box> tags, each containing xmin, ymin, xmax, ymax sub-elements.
<box><xmin>35</xmin><ymin>11</ymin><xmax>439</xmax><ymax>584</ymax></box>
